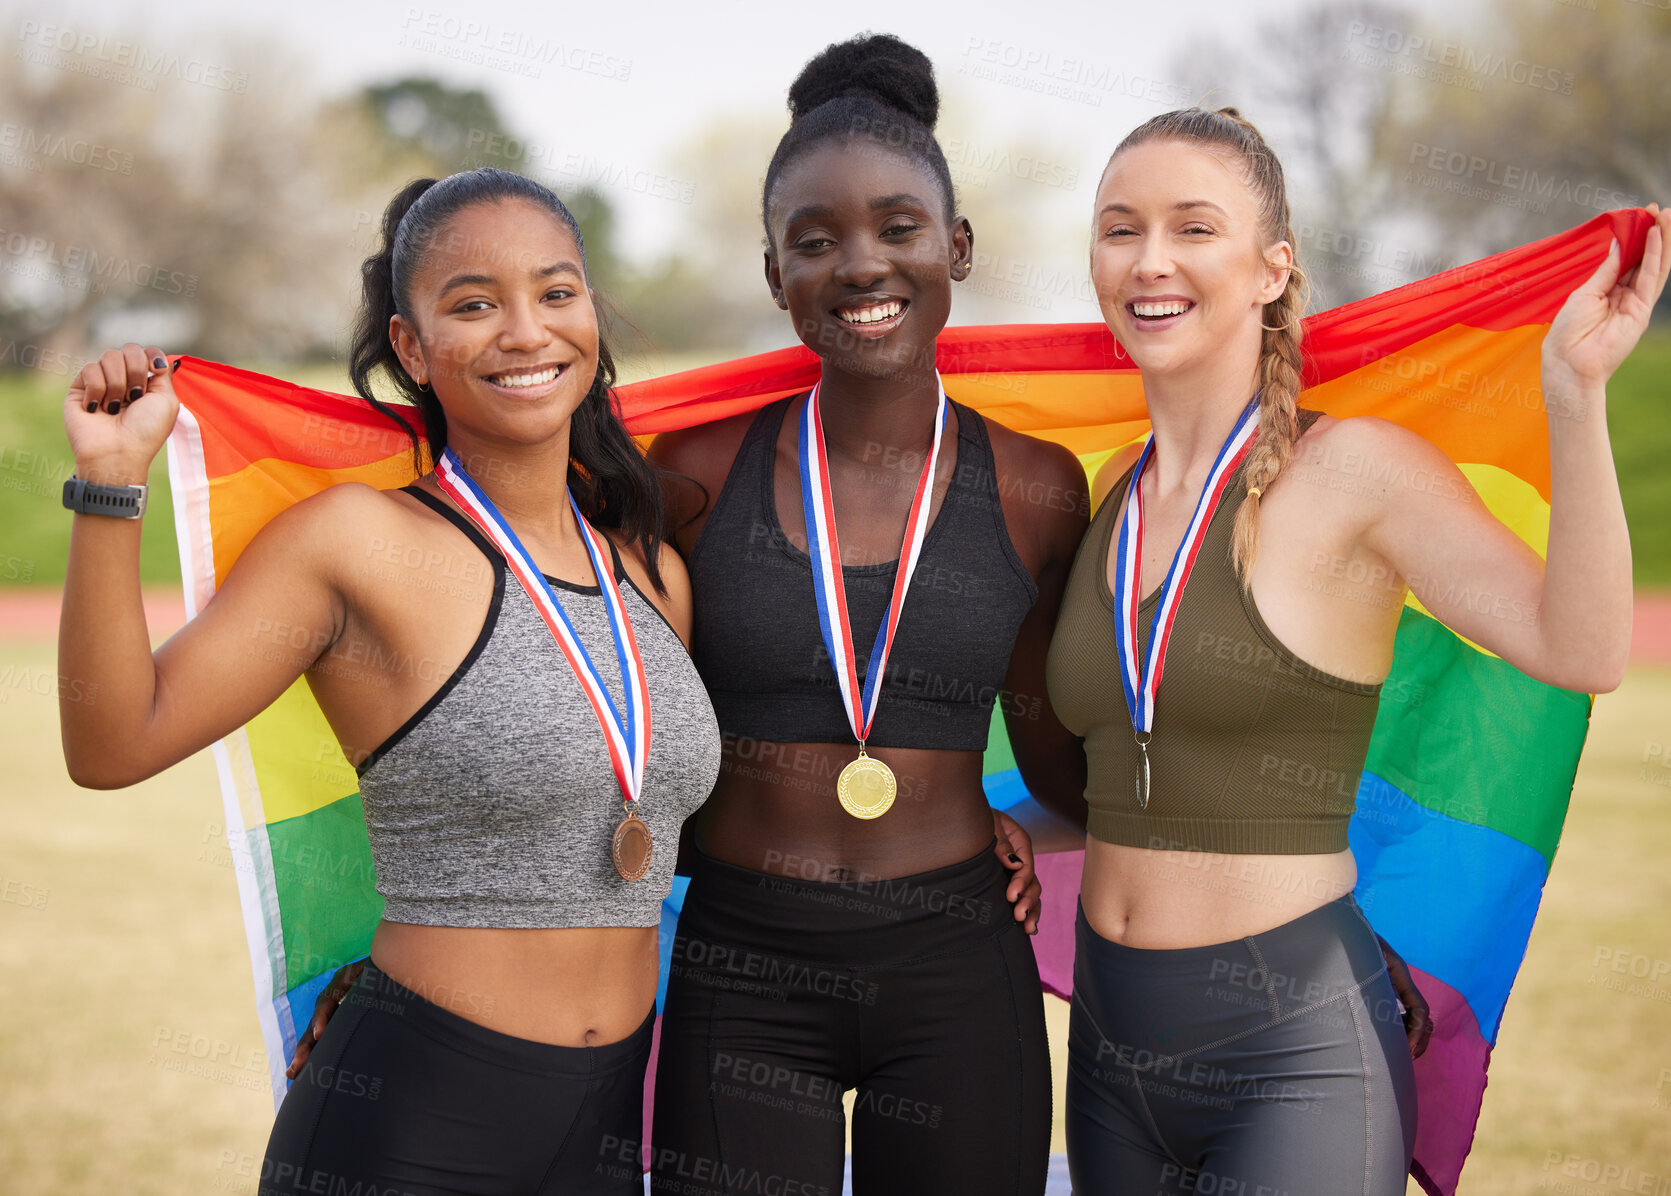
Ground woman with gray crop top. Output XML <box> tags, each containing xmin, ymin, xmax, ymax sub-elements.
<box><xmin>57</xmin><ymin>168</ymin><xmax>720</xmax><ymax>1194</ymax></box>
<box><xmin>1047</xmin><ymin>109</ymin><xmax>1670</xmax><ymax>1193</ymax></box>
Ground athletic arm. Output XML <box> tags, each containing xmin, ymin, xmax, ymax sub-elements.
<box><xmin>1357</xmin><ymin>208</ymin><xmax>1669</xmax><ymax>692</ymax></box>
<box><xmin>59</xmin><ymin>344</ymin><xmax>352</xmax><ymax>788</ymax></box>
<box><xmin>1000</xmin><ymin>435</ymin><xmax>1091</xmax><ymax>837</ymax></box>
<box><xmin>984</xmin><ymin>430</ymin><xmax>1092</xmax><ymax>868</ymax></box>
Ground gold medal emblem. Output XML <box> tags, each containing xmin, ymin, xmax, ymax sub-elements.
<box><xmin>836</xmin><ymin>746</ymin><xmax>896</xmax><ymax>820</ymax></box>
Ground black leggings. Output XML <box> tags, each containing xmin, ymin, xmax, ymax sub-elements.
<box><xmin>1066</xmin><ymin>894</ymin><xmax>1417</xmax><ymax>1196</ymax></box>
<box><xmin>650</xmin><ymin>841</ymin><xmax>1051</xmax><ymax>1196</ymax></box>
<box><xmin>260</xmin><ymin>959</ymin><xmax>654</xmax><ymax>1196</ymax></box>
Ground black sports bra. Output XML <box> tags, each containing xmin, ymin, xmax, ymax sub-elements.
<box><xmin>687</xmin><ymin>396</ymin><xmax>1039</xmax><ymax>751</ymax></box>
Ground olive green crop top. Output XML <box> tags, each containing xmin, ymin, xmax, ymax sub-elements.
<box><xmin>1044</xmin><ymin>411</ymin><xmax>1381</xmax><ymax>854</ymax></box>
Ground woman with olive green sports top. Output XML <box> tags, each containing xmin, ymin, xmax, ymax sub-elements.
<box><xmin>1052</xmin><ymin>405</ymin><xmax>1380</xmax><ymax>857</ymax></box>
<box><xmin>1048</xmin><ymin>402</ymin><xmax>1404</xmax><ymax>1189</ymax></box>
<box><xmin>1047</xmin><ymin>106</ymin><xmax>1667</xmax><ymax>1194</ymax></box>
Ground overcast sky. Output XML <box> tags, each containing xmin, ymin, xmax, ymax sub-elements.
<box><xmin>14</xmin><ymin>0</ymin><xmax>1489</xmax><ymax>334</ymax></box>
<box><xmin>26</xmin><ymin>0</ymin><xmax>1467</xmax><ymax>256</ymax></box>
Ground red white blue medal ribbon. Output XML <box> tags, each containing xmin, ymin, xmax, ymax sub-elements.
<box><xmin>1112</xmin><ymin>397</ymin><xmax>1261</xmax><ymax>805</ymax></box>
<box><xmin>434</xmin><ymin>448</ymin><xmax>649</xmax><ymax>806</ymax></box>
<box><xmin>798</xmin><ymin>377</ymin><xmax>949</xmax><ymax>746</ymax></box>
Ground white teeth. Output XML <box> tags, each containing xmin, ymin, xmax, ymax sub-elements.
<box><xmin>837</xmin><ymin>300</ymin><xmax>903</xmax><ymax>326</ymax></box>
<box><xmin>1132</xmin><ymin>301</ymin><xmax>1191</xmax><ymax>318</ymax></box>
<box><xmin>491</xmin><ymin>366</ymin><xmax>561</xmax><ymax>389</ymax></box>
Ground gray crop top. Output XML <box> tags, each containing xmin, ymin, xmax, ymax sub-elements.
<box><xmin>355</xmin><ymin>488</ymin><xmax>721</xmax><ymax>929</ymax></box>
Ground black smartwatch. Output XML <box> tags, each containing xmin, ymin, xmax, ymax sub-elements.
<box><xmin>62</xmin><ymin>476</ymin><xmax>149</xmax><ymax>519</ymax></box>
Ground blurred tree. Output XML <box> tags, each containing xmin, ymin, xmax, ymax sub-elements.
<box><xmin>1378</xmin><ymin>0</ymin><xmax>1667</xmax><ymax>263</ymax></box>
<box><xmin>1170</xmin><ymin>1</ymin><xmax>1666</xmax><ymax>310</ymax></box>
<box><xmin>563</xmin><ymin>187</ymin><xmax>626</xmax><ymax>297</ymax></box>
<box><xmin>356</xmin><ymin>77</ymin><xmax>512</xmax><ymax>176</ymax></box>
<box><xmin>1170</xmin><ymin>0</ymin><xmax>1415</xmax><ymax>308</ymax></box>
<box><xmin>0</xmin><ymin>63</ymin><xmax>174</xmax><ymax>364</ymax></box>
<box><xmin>613</xmin><ymin>110</ymin><xmax>785</xmax><ymax>354</ymax></box>
<box><xmin>935</xmin><ymin>86</ymin><xmax>1101</xmax><ymax>326</ymax></box>
<box><xmin>0</xmin><ymin>39</ymin><xmax>398</xmax><ymax>363</ymax></box>
<box><xmin>0</xmin><ymin>60</ymin><xmax>573</xmax><ymax>367</ymax></box>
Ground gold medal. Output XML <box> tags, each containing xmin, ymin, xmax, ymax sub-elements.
<box><xmin>836</xmin><ymin>744</ymin><xmax>896</xmax><ymax>820</ymax></box>
<box><xmin>798</xmin><ymin>382</ymin><xmax>948</xmax><ymax>826</ymax></box>
<box><xmin>611</xmin><ymin>804</ymin><xmax>653</xmax><ymax>882</ymax></box>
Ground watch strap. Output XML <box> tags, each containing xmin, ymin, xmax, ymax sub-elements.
<box><xmin>62</xmin><ymin>476</ymin><xmax>148</xmax><ymax>519</ymax></box>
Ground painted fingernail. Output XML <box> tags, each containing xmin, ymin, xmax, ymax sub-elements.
<box><xmin>128</xmin><ymin>387</ymin><xmax>141</xmax><ymax>401</ymax></box>
<box><xmin>85</xmin><ymin>401</ymin><xmax>97</xmax><ymax>413</ymax></box>
<box><xmin>1009</xmin><ymin>853</ymin><xmax>1022</xmax><ymax>864</ymax></box>
<box><xmin>152</xmin><ymin>356</ymin><xmax>166</xmax><ymax>368</ymax></box>
<box><xmin>105</xmin><ymin>399</ymin><xmax>120</xmax><ymax>413</ymax></box>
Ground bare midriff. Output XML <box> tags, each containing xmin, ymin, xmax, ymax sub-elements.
<box><xmin>369</xmin><ymin>922</ymin><xmax>658</xmax><ymax>1046</ymax></box>
<box><xmin>695</xmin><ymin>740</ymin><xmax>996</xmax><ymax>882</ymax></box>
<box><xmin>1078</xmin><ymin>837</ymin><xmax>1358</xmax><ymax>949</ymax></box>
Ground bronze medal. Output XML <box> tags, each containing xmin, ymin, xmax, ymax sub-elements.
<box><xmin>612</xmin><ymin>808</ymin><xmax>653</xmax><ymax>882</ymax></box>
<box><xmin>836</xmin><ymin>746</ymin><xmax>897</xmax><ymax>820</ymax></box>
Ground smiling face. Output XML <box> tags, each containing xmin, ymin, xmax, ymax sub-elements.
<box><xmin>764</xmin><ymin>139</ymin><xmax>971</xmax><ymax>384</ymax></box>
<box><xmin>1090</xmin><ymin>139</ymin><xmax>1291</xmax><ymax>380</ymax></box>
<box><xmin>390</xmin><ymin>197</ymin><xmax>599</xmax><ymax>446</ymax></box>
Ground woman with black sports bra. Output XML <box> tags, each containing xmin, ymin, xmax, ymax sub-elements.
<box><xmin>57</xmin><ymin>168</ymin><xmax>719</xmax><ymax>1195</ymax></box>
<box><xmin>645</xmin><ymin>34</ymin><xmax>1089</xmax><ymax>1196</ymax></box>
<box><xmin>1049</xmin><ymin>108</ymin><xmax>1670</xmax><ymax>1193</ymax></box>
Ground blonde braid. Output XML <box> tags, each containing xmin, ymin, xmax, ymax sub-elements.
<box><xmin>1231</xmin><ymin>257</ymin><xmax>1307</xmax><ymax>584</ymax></box>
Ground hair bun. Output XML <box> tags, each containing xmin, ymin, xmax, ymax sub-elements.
<box><xmin>787</xmin><ymin>33</ymin><xmax>939</xmax><ymax>128</ymax></box>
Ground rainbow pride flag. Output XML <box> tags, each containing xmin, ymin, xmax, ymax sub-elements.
<box><xmin>164</xmin><ymin>208</ymin><xmax>1653</xmax><ymax>1195</ymax></box>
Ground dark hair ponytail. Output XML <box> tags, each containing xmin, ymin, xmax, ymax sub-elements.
<box><xmin>348</xmin><ymin>167</ymin><xmax>670</xmax><ymax>592</ymax></box>
<box><xmin>761</xmin><ymin>33</ymin><xmax>956</xmax><ymax>243</ymax></box>
<box><xmin>350</xmin><ymin>177</ymin><xmax>442</xmax><ymax>472</ymax></box>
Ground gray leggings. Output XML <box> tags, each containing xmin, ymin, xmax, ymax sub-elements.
<box><xmin>1066</xmin><ymin>894</ymin><xmax>1416</xmax><ymax>1196</ymax></box>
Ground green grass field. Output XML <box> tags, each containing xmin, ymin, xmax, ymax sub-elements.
<box><xmin>1</xmin><ymin>330</ymin><xmax>1668</xmax><ymax>586</ymax></box>
<box><xmin>2</xmin><ymin>630</ymin><xmax>1669</xmax><ymax>1192</ymax></box>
